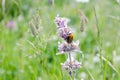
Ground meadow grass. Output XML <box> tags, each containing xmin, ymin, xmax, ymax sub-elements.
<box><xmin>0</xmin><ymin>0</ymin><xmax>120</xmax><ymax>80</ymax></box>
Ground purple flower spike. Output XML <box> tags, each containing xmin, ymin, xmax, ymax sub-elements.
<box><xmin>55</xmin><ymin>15</ymin><xmax>82</xmax><ymax>79</ymax></box>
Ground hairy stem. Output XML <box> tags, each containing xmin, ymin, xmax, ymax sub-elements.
<box><xmin>68</xmin><ymin>52</ymin><xmax>72</xmax><ymax>63</ymax></box>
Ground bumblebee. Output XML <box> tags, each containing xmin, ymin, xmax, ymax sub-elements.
<box><xmin>66</xmin><ymin>33</ymin><xmax>74</xmax><ymax>43</ymax></box>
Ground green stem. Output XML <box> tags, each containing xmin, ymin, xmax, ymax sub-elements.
<box><xmin>71</xmin><ymin>75</ymin><xmax>75</xmax><ymax>80</ymax></box>
<box><xmin>94</xmin><ymin>5</ymin><xmax>103</xmax><ymax>79</ymax></box>
<box><xmin>70</xmin><ymin>71</ymin><xmax>75</xmax><ymax>80</ymax></box>
<box><xmin>68</xmin><ymin>52</ymin><xmax>75</xmax><ymax>80</ymax></box>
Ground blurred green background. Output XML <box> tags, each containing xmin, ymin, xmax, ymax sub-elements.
<box><xmin>0</xmin><ymin>0</ymin><xmax>120</xmax><ymax>80</ymax></box>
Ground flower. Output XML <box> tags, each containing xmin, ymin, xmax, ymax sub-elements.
<box><xmin>55</xmin><ymin>14</ymin><xmax>69</xmax><ymax>29</ymax></box>
<box><xmin>57</xmin><ymin>40</ymin><xmax>80</xmax><ymax>55</ymax></box>
<box><xmin>6</xmin><ymin>20</ymin><xmax>18</xmax><ymax>31</ymax></box>
<box><xmin>61</xmin><ymin>57</ymin><xmax>81</xmax><ymax>72</ymax></box>
<box><xmin>7</xmin><ymin>20</ymin><xmax>15</xmax><ymax>28</ymax></box>
<box><xmin>55</xmin><ymin>15</ymin><xmax>73</xmax><ymax>42</ymax></box>
<box><xmin>57</xmin><ymin>27</ymin><xmax>72</xmax><ymax>40</ymax></box>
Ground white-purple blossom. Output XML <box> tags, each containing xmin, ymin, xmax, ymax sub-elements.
<box><xmin>61</xmin><ymin>57</ymin><xmax>81</xmax><ymax>70</ymax></box>
<box><xmin>57</xmin><ymin>41</ymin><xmax>80</xmax><ymax>55</ymax></box>
<box><xmin>55</xmin><ymin>15</ymin><xmax>72</xmax><ymax>40</ymax></box>
<box><xmin>61</xmin><ymin>57</ymin><xmax>81</xmax><ymax>77</ymax></box>
<box><xmin>57</xmin><ymin>27</ymin><xmax>72</xmax><ymax>40</ymax></box>
<box><xmin>55</xmin><ymin>15</ymin><xmax>69</xmax><ymax>29</ymax></box>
